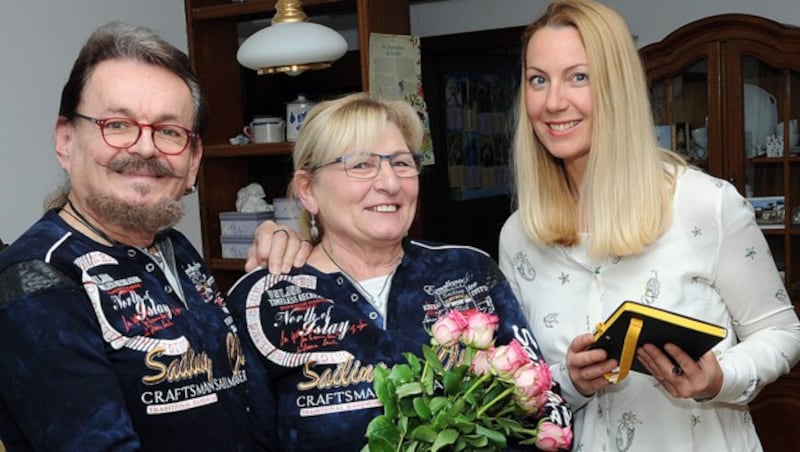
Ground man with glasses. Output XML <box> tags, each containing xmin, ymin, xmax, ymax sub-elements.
<box><xmin>0</xmin><ymin>22</ymin><xmax>279</xmax><ymax>450</ymax></box>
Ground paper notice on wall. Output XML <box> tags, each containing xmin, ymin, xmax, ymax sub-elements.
<box><xmin>369</xmin><ymin>33</ymin><xmax>434</xmax><ymax>165</ymax></box>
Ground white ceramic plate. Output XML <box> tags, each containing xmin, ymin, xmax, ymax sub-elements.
<box><xmin>744</xmin><ymin>84</ymin><xmax>778</xmax><ymax>158</ymax></box>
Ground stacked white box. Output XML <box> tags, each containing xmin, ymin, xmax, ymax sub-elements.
<box><xmin>219</xmin><ymin>211</ymin><xmax>274</xmax><ymax>259</ymax></box>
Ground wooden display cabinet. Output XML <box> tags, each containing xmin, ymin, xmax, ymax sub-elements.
<box><xmin>183</xmin><ymin>0</ymin><xmax>410</xmax><ymax>290</ymax></box>
<box><xmin>640</xmin><ymin>14</ymin><xmax>800</xmax><ymax>452</ymax></box>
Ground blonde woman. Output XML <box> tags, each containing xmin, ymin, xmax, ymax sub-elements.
<box><xmin>498</xmin><ymin>1</ymin><xmax>800</xmax><ymax>451</ymax></box>
<box><xmin>228</xmin><ymin>93</ymin><xmax>572</xmax><ymax>451</ymax></box>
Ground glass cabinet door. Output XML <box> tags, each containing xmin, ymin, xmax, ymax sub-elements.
<box><xmin>741</xmin><ymin>56</ymin><xmax>783</xmax><ymax>198</ymax></box>
<box><xmin>789</xmin><ymin>69</ymin><xmax>800</xmax><ymax>299</ymax></box>
<box><xmin>732</xmin><ymin>46</ymin><xmax>800</xmax><ymax>298</ymax></box>
<box><xmin>649</xmin><ymin>60</ymin><xmax>710</xmax><ymax>170</ymax></box>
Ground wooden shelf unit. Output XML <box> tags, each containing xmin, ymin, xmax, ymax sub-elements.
<box><xmin>184</xmin><ymin>0</ymin><xmax>410</xmax><ymax>290</ymax></box>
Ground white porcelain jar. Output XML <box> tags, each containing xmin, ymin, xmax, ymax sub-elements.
<box><xmin>285</xmin><ymin>94</ymin><xmax>316</xmax><ymax>142</ymax></box>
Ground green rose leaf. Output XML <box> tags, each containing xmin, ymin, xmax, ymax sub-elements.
<box><xmin>364</xmin><ymin>438</ymin><xmax>396</xmax><ymax>452</ymax></box>
<box><xmin>446</xmin><ymin>398</ymin><xmax>465</xmax><ymax>419</ymax></box>
<box><xmin>365</xmin><ymin>415</ymin><xmax>402</xmax><ymax>451</ymax></box>
<box><xmin>496</xmin><ymin>416</ymin><xmax>524</xmax><ymax>433</ymax></box>
<box><xmin>397</xmin><ymin>381</ymin><xmax>423</xmax><ymax>399</ymax></box>
<box><xmin>372</xmin><ymin>367</ymin><xmax>398</xmax><ymax>419</ymax></box>
<box><xmin>403</xmin><ymin>351</ymin><xmax>422</xmax><ymax>375</ymax></box>
<box><xmin>443</xmin><ymin>366</ymin><xmax>468</xmax><ymax>395</ymax></box>
<box><xmin>413</xmin><ymin>396</ymin><xmax>432</xmax><ymax>420</ymax></box>
<box><xmin>390</xmin><ymin>364</ymin><xmax>416</xmax><ymax>384</ymax></box>
<box><xmin>475</xmin><ymin>424</ymin><xmax>507</xmax><ymax>448</ymax></box>
<box><xmin>399</xmin><ymin>397</ymin><xmax>418</xmax><ymax>417</ymax></box>
<box><xmin>409</xmin><ymin>424</ymin><xmax>437</xmax><ymax>443</ymax></box>
<box><xmin>421</xmin><ymin>365</ymin><xmax>435</xmax><ymax>395</ymax></box>
<box><xmin>452</xmin><ymin>416</ymin><xmax>476</xmax><ymax>433</ymax></box>
<box><xmin>431</xmin><ymin>428</ymin><xmax>459</xmax><ymax>452</ymax></box>
<box><xmin>422</xmin><ymin>346</ymin><xmax>444</xmax><ymax>373</ymax></box>
<box><xmin>372</xmin><ymin>365</ymin><xmax>388</xmax><ymax>397</ymax></box>
<box><xmin>429</xmin><ymin>396</ymin><xmax>449</xmax><ymax>414</ymax></box>
<box><xmin>461</xmin><ymin>433</ymin><xmax>489</xmax><ymax>448</ymax></box>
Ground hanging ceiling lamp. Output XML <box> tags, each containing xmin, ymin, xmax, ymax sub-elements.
<box><xmin>237</xmin><ymin>0</ymin><xmax>348</xmax><ymax>76</ymax></box>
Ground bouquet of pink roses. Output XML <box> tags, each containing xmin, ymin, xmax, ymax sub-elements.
<box><xmin>363</xmin><ymin>309</ymin><xmax>572</xmax><ymax>451</ymax></box>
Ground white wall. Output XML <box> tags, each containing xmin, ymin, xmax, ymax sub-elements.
<box><xmin>410</xmin><ymin>0</ymin><xmax>800</xmax><ymax>47</ymax></box>
<box><xmin>0</xmin><ymin>0</ymin><xmax>200</xmax><ymax>249</ymax></box>
<box><xmin>3</xmin><ymin>0</ymin><xmax>799</xmax><ymax>251</ymax></box>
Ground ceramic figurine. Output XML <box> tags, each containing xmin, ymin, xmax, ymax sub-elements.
<box><xmin>235</xmin><ymin>183</ymin><xmax>272</xmax><ymax>213</ymax></box>
<box><xmin>229</xmin><ymin>133</ymin><xmax>250</xmax><ymax>145</ymax></box>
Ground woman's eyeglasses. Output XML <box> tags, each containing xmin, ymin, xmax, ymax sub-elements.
<box><xmin>311</xmin><ymin>152</ymin><xmax>423</xmax><ymax>179</ymax></box>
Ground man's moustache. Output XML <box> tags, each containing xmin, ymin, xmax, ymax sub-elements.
<box><xmin>104</xmin><ymin>158</ymin><xmax>178</xmax><ymax>177</ymax></box>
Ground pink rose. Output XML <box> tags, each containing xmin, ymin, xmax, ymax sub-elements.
<box><xmin>489</xmin><ymin>339</ymin><xmax>531</xmax><ymax>379</ymax></box>
<box><xmin>535</xmin><ymin>421</ymin><xmax>573</xmax><ymax>451</ymax></box>
<box><xmin>513</xmin><ymin>362</ymin><xmax>553</xmax><ymax>400</ymax></box>
<box><xmin>470</xmin><ymin>349</ymin><xmax>492</xmax><ymax>375</ymax></box>
<box><xmin>517</xmin><ymin>391</ymin><xmax>549</xmax><ymax>413</ymax></box>
<box><xmin>431</xmin><ymin>309</ymin><xmax>468</xmax><ymax>346</ymax></box>
<box><xmin>462</xmin><ymin>310</ymin><xmax>499</xmax><ymax>350</ymax></box>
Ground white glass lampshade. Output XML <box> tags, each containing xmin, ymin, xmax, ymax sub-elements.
<box><xmin>237</xmin><ymin>21</ymin><xmax>347</xmax><ymax>76</ymax></box>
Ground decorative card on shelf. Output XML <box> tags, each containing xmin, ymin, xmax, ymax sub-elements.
<box><xmin>673</xmin><ymin>122</ymin><xmax>690</xmax><ymax>156</ymax></box>
<box><xmin>463</xmin><ymin>131</ymin><xmax>481</xmax><ymax>189</ymax></box>
<box><xmin>445</xmin><ymin>76</ymin><xmax>465</xmax><ymax>129</ymax></box>
<box><xmin>446</xmin><ymin>131</ymin><xmax>465</xmax><ymax>191</ymax></box>
<box><xmin>654</xmin><ymin>125</ymin><xmax>672</xmax><ymax>150</ymax></box>
<box><xmin>478</xmin><ymin>134</ymin><xmax>496</xmax><ymax>188</ymax></box>
<box><xmin>589</xmin><ymin>301</ymin><xmax>727</xmax><ymax>383</ymax></box>
<box><xmin>368</xmin><ymin>33</ymin><xmax>434</xmax><ymax>165</ymax></box>
<box><xmin>747</xmin><ymin>196</ymin><xmax>785</xmax><ymax>229</ymax></box>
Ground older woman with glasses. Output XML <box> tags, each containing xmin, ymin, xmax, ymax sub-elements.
<box><xmin>226</xmin><ymin>92</ymin><xmax>572</xmax><ymax>451</ymax></box>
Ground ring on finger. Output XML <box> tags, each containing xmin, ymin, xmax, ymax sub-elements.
<box><xmin>273</xmin><ymin>229</ymin><xmax>289</xmax><ymax>237</ymax></box>
<box><xmin>671</xmin><ymin>365</ymin><xmax>684</xmax><ymax>376</ymax></box>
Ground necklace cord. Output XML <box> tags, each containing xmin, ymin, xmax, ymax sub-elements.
<box><xmin>64</xmin><ymin>199</ymin><xmax>122</xmax><ymax>247</ymax></box>
<box><xmin>63</xmin><ymin>199</ymin><xmax>161</xmax><ymax>253</ymax></box>
<box><xmin>321</xmin><ymin>245</ymin><xmax>400</xmax><ymax>303</ymax></box>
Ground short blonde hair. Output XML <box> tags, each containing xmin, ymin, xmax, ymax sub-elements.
<box><xmin>512</xmin><ymin>0</ymin><xmax>685</xmax><ymax>258</ymax></box>
<box><xmin>292</xmin><ymin>92</ymin><xmax>423</xmax><ymax>172</ymax></box>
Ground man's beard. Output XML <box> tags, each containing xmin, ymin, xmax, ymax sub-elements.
<box><xmin>89</xmin><ymin>193</ymin><xmax>183</xmax><ymax>234</ymax></box>
<box><xmin>89</xmin><ymin>156</ymin><xmax>185</xmax><ymax>233</ymax></box>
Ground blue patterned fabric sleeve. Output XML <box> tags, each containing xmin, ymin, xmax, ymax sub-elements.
<box><xmin>0</xmin><ymin>262</ymin><xmax>140</xmax><ymax>450</ymax></box>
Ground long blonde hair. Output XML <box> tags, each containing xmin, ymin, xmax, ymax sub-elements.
<box><xmin>512</xmin><ymin>0</ymin><xmax>685</xmax><ymax>258</ymax></box>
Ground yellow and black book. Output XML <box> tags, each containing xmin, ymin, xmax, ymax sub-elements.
<box><xmin>589</xmin><ymin>301</ymin><xmax>728</xmax><ymax>383</ymax></box>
